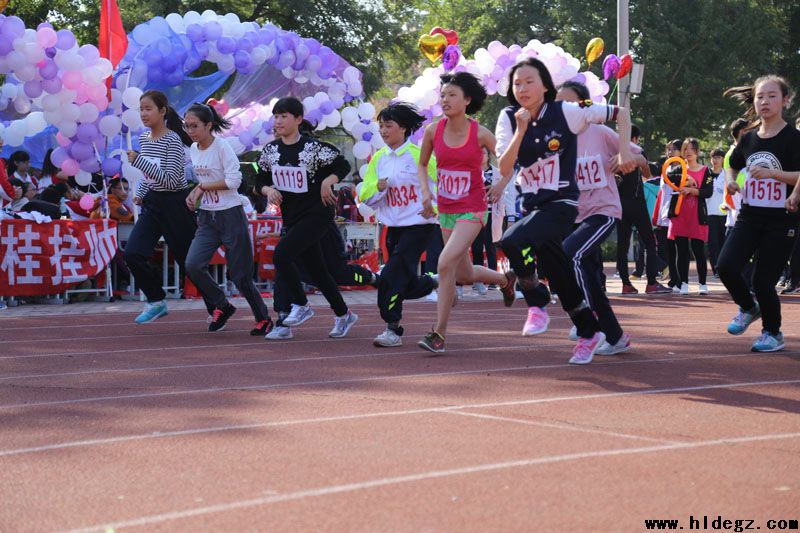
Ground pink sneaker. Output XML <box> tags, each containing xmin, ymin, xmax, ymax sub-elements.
<box><xmin>569</xmin><ymin>331</ymin><xmax>606</xmax><ymax>365</ymax></box>
<box><xmin>522</xmin><ymin>306</ymin><xmax>550</xmax><ymax>336</ymax></box>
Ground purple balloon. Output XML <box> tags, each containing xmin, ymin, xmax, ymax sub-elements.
<box><xmin>37</xmin><ymin>22</ymin><xmax>55</xmax><ymax>31</ymax></box>
<box><xmin>101</xmin><ymin>157</ymin><xmax>122</xmax><ymax>177</ymax></box>
<box><xmin>51</xmin><ymin>147</ymin><xmax>69</xmax><ymax>166</ymax></box>
<box><xmin>570</xmin><ymin>73</ymin><xmax>587</xmax><ymax>84</ymax></box>
<box><xmin>304</xmin><ymin>38</ymin><xmax>320</xmax><ymax>55</ymax></box>
<box><xmin>76</xmin><ymin>124</ymin><xmax>99</xmax><ymax>145</ymax></box>
<box><xmin>165</xmin><ymin>70</ymin><xmax>184</xmax><ymax>86</ymax></box>
<box><xmin>23</xmin><ymin>81</ymin><xmax>43</xmax><ymax>99</ymax></box>
<box><xmin>78</xmin><ymin>44</ymin><xmax>100</xmax><ymax>63</ymax></box>
<box><xmin>318</xmin><ymin>101</ymin><xmax>334</xmax><ymax>115</ymax></box>
<box><xmin>144</xmin><ymin>47</ymin><xmax>162</xmax><ymax>67</ymax></box>
<box><xmin>442</xmin><ymin>44</ymin><xmax>461</xmax><ymax>71</ymax></box>
<box><xmin>55</xmin><ymin>29</ymin><xmax>76</xmax><ymax>50</ymax></box>
<box><xmin>70</xmin><ymin>141</ymin><xmax>94</xmax><ymax>161</ymax></box>
<box><xmin>39</xmin><ymin>60</ymin><xmax>58</xmax><ymax>80</ymax></box>
<box><xmin>238</xmin><ymin>38</ymin><xmax>254</xmax><ymax>53</ymax></box>
<box><xmin>217</xmin><ymin>36</ymin><xmax>237</xmax><ymax>54</ymax></box>
<box><xmin>80</xmin><ymin>157</ymin><xmax>101</xmax><ymax>173</ymax></box>
<box><xmin>194</xmin><ymin>41</ymin><xmax>209</xmax><ymax>59</ymax></box>
<box><xmin>602</xmin><ymin>54</ymin><xmax>620</xmax><ymax>81</ymax></box>
<box><xmin>239</xmin><ymin>131</ymin><xmax>254</xmax><ymax>146</ymax></box>
<box><xmin>362</xmin><ymin>132</ymin><xmax>373</xmax><ymax>142</ymax></box>
<box><xmin>0</xmin><ymin>38</ymin><xmax>12</xmax><ymax>56</ymax></box>
<box><xmin>161</xmin><ymin>54</ymin><xmax>178</xmax><ymax>73</ymax></box>
<box><xmin>257</xmin><ymin>27</ymin><xmax>276</xmax><ymax>45</ymax></box>
<box><xmin>2</xmin><ymin>17</ymin><xmax>25</xmax><ymax>40</ymax></box>
<box><xmin>42</xmin><ymin>77</ymin><xmax>62</xmax><ymax>94</ymax></box>
<box><xmin>45</xmin><ymin>47</ymin><xmax>57</xmax><ymax>58</ymax></box>
<box><xmin>186</xmin><ymin>23</ymin><xmax>204</xmax><ymax>43</ymax></box>
<box><xmin>305</xmin><ymin>109</ymin><xmax>322</xmax><ymax>125</ymax></box>
<box><xmin>234</xmin><ymin>50</ymin><xmax>251</xmax><ymax>70</ymax></box>
<box><xmin>203</xmin><ymin>21</ymin><xmax>223</xmax><ymax>41</ymax></box>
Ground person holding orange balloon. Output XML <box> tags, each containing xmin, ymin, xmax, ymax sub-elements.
<box><xmin>719</xmin><ymin>75</ymin><xmax>800</xmax><ymax>352</ymax></box>
<box><xmin>665</xmin><ymin>138</ymin><xmax>714</xmax><ymax>296</ymax></box>
<box><xmin>652</xmin><ymin>140</ymin><xmax>683</xmax><ymax>290</ymax></box>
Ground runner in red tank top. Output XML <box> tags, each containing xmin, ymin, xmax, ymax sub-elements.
<box><xmin>416</xmin><ymin>72</ymin><xmax>516</xmax><ymax>354</ymax></box>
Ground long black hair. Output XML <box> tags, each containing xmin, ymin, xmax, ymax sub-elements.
<box><xmin>7</xmin><ymin>150</ymin><xmax>30</xmax><ymax>176</ymax></box>
<box><xmin>377</xmin><ymin>102</ymin><xmax>425</xmax><ymax>139</ymax></box>
<box><xmin>42</xmin><ymin>148</ymin><xmax>59</xmax><ymax>177</ymax></box>
<box><xmin>439</xmin><ymin>72</ymin><xmax>487</xmax><ymax>115</ymax></box>
<box><xmin>141</xmin><ymin>90</ymin><xmax>192</xmax><ymax>146</ymax></box>
<box><xmin>506</xmin><ymin>57</ymin><xmax>557</xmax><ymax>107</ymax></box>
<box><xmin>272</xmin><ymin>96</ymin><xmax>315</xmax><ymax>136</ymax></box>
<box><xmin>724</xmin><ymin>74</ymin><xmax>794</xmax><ymax>127</ymax></box>
<box><xmin>186</xmin><ymin>103</ymin><xmax>232</xmax><ymax>133</ymax></box>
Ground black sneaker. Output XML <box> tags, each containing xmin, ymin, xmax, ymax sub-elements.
<box><xmin>250</xmin><ymin>318</ymin><xmax>274</xmax><ymax>336</ymax></box>
<box><xmin>208</xmin><ymin>303</ymin><xmax>236</xmax><ymax>332</ymax></box>
<box><xmin>418</xmin><ymin>330</ymin><xmax>445</xmax><ymax>354</ymax></box>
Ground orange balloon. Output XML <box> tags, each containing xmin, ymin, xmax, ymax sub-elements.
<box><xmin>661</xmin><ymin>156</ymin><xmax>688</xmax><ymax>215</ymax></box>
<box><xmin>418</xmin><ymin>33</ymin><xmax>447</xmax><ymax>64</ymax></box>
<box><xmin>585</xmin><ymin>37</ymin><xmax>604</xmax><ymax>66</ymax></box>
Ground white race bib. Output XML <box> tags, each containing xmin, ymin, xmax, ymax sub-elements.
<box><xmin>271</xmin><ymin>165</ymin><xmax>309</xmax><ymax>193</ymax></box>
<box><xmin>517</xmin><ymin>155</ymin><xmax>560</xmax><ymax>194</ymax></box>
<box><xmin>437</xmin><ymin>168</ymin><xmax>471</xmax><ymax>200</ymax></box>
<box><xmin>201</xmin><ymin>189</ymin><xmax>221</xmax><ymax>207</ymax></box>
<box><xmin>575</xmin><ymin>155</ymin><xmax>608</xmax><ymax>191</ymax></box>
<box><xmin>743</xmin><ymin>170</ymin><xmax>785</xmax><ymax>208</ymax></box>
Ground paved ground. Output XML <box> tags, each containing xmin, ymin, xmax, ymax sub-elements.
<box><xmin>1</xmin><ymin>277</ymin><xmax>798</xmax><ymax>532</ymax></box>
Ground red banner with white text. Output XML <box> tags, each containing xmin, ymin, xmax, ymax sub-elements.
<box><xmin>0</xmin><ymin>219</ymin><xmax>118</xmax><ymax>296</ymax></box>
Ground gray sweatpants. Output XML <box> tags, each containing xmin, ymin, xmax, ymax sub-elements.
<box><xmin>185</xmin><ymin>206</ymin><xmax>269</xmax><ymax>322</ymax></box>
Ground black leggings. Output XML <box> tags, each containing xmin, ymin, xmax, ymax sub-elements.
<box><xmin>272</xmin><ymin>216</ymin><xmax>348</xmax><ymax>318</ymax></box>
<box><xmin>674</xmin><ymin>236</ymin><xmax>707</xmax><ymax>285</ymax></box>
<box><xmin>470</xmin><ymin>213</ymin><xmax>497</xmax><ymax>271</ymax></box>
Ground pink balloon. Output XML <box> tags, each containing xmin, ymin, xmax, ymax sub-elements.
<box><xmin>79</xmin><ymin>194</ymin><xmax>95</xmax><ymax>211</ymax></box>
<box><xmin>62</xmin><ymin>70</ymin><xmax>83</xmax><ymax>90</ymax></box>
<box><xmin>61</xmin><ymin>158</ymin><xmax>80</xmax><ymax>175</ymax></box>
<box><xmin>55</xmin><ymin>132</ymin><xmax>70</xmax><ymax>147</ymax></box>
<box><xmin>36</xmin><ymin>27</ymin><xmax>58</xmax><ymax>48</ymax></box>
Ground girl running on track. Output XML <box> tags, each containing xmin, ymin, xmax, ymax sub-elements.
<box><xmin>493</xmin><ymin>57</ymin><xmax>636</xmax><ymax>364</ymax></box>
<box><xmin>666</xmin><ymin>138</ymin><xmax>714</xmax><ymax>296</ymax></box>
<box><xmin>360</xmin><ymin>102</ymin><xmax>439</xmax><ymax>347</ymax></box>
<box><xmin>124</xmin><ymin>90</ymin><xmax>213</xmax><ymax>324</ymax></box>
<box><xmin>182</xmin><ymin>103</ymin><xmax>274</xmax><ymax>336</ymax></box>
<box><xmin>720</xmin><ymin>75</ymin><xmax>800</xmax><ymax>352</ymax></box>
<box><xmin>556</xmin><ymin>80</ymin><xmax>640</xmax><ymax>356</ymax></box>
<box><xmin>256</xmin><ymin>97</ymin><xmax>357</xmax><ymax>340</ymax></box>
<box><xmin>416</xmin><ymin>72</ymin><xmax>517</xmax><ymax>354</ymax></box>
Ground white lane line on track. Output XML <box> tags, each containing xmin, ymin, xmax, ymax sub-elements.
<box><xmin>445</xmin><ymin>410</ymin><xmax>682</xmax><ymax>444</ymax></box>
<box><xmin>0</xmin><ymin>374</ymin><xmax>797</xmax><ymax>444</ymax></box>
<box><xmin>70</xmin><ymin>431</ymin><xmax>800</xmax><ymax>532</ymax></box>
<box><xmin>1</xmin><ymin>351</ymin><xmax>797</xmax><ymax>409</ymax></box>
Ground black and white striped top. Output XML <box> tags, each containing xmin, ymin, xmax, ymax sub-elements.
<box><xmin>133</xmin><ymin>130</ymin><xmax>188</xmax><ymax>199</ymax></box>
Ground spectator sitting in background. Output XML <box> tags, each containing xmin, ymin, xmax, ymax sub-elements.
<box><xmin>91</xmin><ymin>177</ymin><xmax>134</xmax><ymax>223</ymax></box>
<box><xmin>9</xmin><ymin>180</ymin><xmax>36</xmax><ymax>211</ymax></box>
<box><xmin>8</xmin><ymin>150</ymin><xmax>37</xmax><ymax>192</ymax></box>
<box><xmin>8</xmin><ymin>178</ymin><xmax>62</xmax><ymax>219</ymax></box>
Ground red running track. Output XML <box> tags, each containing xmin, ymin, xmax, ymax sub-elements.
<box><xmin>0</xmin><ymin>294</ymin><xmax>799</xmax><ymax>531</ymax></box>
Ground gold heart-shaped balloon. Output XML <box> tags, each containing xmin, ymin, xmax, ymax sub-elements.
<box><xmin>418</xmin><ymin>33</ymin><xmax>447</xmax><ymax>64</ymax></box>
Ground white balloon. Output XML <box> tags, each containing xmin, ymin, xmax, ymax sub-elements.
<box><xmin>325</xmin><ymin>109</ymin><xmax>341</xmax><ymax>128</ymax></box>
<box><xmin>63</xmin><ymin>103</ymin><xmax>81</xmax><ymax>122</ymax></box>
<box><xmin>122</xmin><ymin>87</ymin><xmax>143</xmax><ymax>110</ymax></box>
<box><xmin>58</xmin><ymin>121</ymin><xmax>78</xmax><ymax>138</ymax></box>
<box><xmin>165</xmin><ymin>13</ymin><xmax>186</xmax><ymax>33</ymax></box>
<box><xmin>340</xmin><ymin>106</ymin><xmax>359</xmax><ymax>129</ymax></box>
<box><xmin>357</xmin><ymin>202</ymin><xmax>374</xmax><ymax>219</ymax></box>
<box><xmin>359</xmin><ymin>164</ymin><xmax>369</xmax><ymax>179</ymax></box>
<box><xmin>78</xmin><ymin>103</ymin><xmax>100</xmax><ymax>123</ymax></box>
<box><xmin>75</xmin><ymin>170</ymin><xmax>93</xmax><ymax>186</ymax></box>
<box><xmin>357</xmin><ymin>102</ymin><xmax>375</xmax><ymax>120</ymax></box>
<box><xmin>122</xmin><ymin>108</ymin><xmax>143</xmax><ymax>129</ymax></box>
<box><xmin>347</xmin><ymin>80</ymin><xmax>363</xmax><ymax>97</ymax></box>
<box><xmin>41</xmin><ymin>94</ymin><xmax>61</xmax><ymax>112</ymax></box>
<box><xmin>352</xmin><ymin>140</ymin><xmax>371</xmax><ymax>160</ymax></box>
<box><xmin>24</xmin><ymin>112</ymin><xmax>47</xmax><ymax>135</ymax></box>
<box><xmin>99</xmin><ymin>115</ymin><xmax>123</xmax><ymax>137</ymax></box>
<box><xmin>122</xmin><ymin>162</ymin><xmax>144</xmax><ymax>183</ymax></box>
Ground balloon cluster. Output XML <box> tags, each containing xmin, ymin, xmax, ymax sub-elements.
<box><xmin>340</xmin><ymin>102</ymin><xmax>382</xmax><ymax>160</ymax></box>
<box><xmin>601</xmin><ymin>53</ymin><xmax>633</xmax><ymax>81</ymax></box>
<box><xmin>396</xmin><ymin>39</ymin><xmax>609</xmax><ymax>144</ymax></box>
<box><xmin>0</xmin><ymin>16</ymin><xmax>113</xmax><ymax>182</ymax></box>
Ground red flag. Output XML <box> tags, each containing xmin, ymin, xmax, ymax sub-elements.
<box><xmin>99</xmin><ymin>0</ymin><xmax>128</xmax><ymax>93</ymax></box>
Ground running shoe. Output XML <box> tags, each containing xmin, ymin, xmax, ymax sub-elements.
<box><xmin>522</xmin><ymin>306</ymin><xmax>550</xmax><ymax>336</ymax></box>
<box><xmin>282</xmin><ymin>303</ymin><xmax>315</xmax><ymax>326</ymax></box>
<box><xmin>250</xmin><ymin>318</ymin><xmax>274</xmax><ymax>336</ymax></box>
<box><xmin>501</xmin><ymin>271</ymin><xmax>518</xmax><ymax>307</ymax></box>
<box><xmin>680</xmin><ymin>283</ymin><xmax>689</xmax><ymax>295</ymax></box>
<box><xmin>569</xmin><ymin>331</ymin><xmax>606</xmax><ymax>365</ymax></box>
<box><xmin>0</xmin><ymin>301</ymin><xmax>7</xmax><ymax>310</ymax></box>
<box><xmin>134</xmin><ymin>300</ymin><xmax>168</xmax><ymax>324</ymax></box>
<box><xmin>426</xmin><ymin>289</ymin><xmax>438</xmax><ymax>302</ymax></box>
<box><xmin>621</xmin><ymin>283</ymin><xmax>638</xmax><ymax>295</ymax></box>
<box><xmin>265</xmin><ymin>326</ymin><xmax>293</xmax><ymax>340</ymax></box>
<box><xmin>672</xmin><ymin>285</ymin><xmax>681</xmax><ymax>294</ymax></box>
<box><xmin>630</xmin><ymin>272</ymin><xmax>643</xmax><ymax>280</ymax></box>
<box><xmin>596</xmin><ymin>333</ymin><xmax>631</xmax><ymax>355</ymax></box>
<box><xmin>208</xmin><ymin>303</ymin><xmax>236</xmax><ymax>332</ymax></box>
<box><xmin>568</xmin><ymin>325</ymin><xmax>578</xmax><ymax>341</ymax></box>
<box><xmin>751</xmin><ymin>331</ymin><xmax>784</xmax><ymax>353</ymax></box>
<box><xmin>373</xmin><ymin>328</ymin><xmax>402</xmax><ymax>347</ymax></box>
<box><xmin>645</xmin><ymin>282</ymin><xmax>672</xmax><ymax>294</ymax></box>
<box><xmin>418</xmin><ymin>330</ymin><xmax>445</xmax><ymax>354</ymax></box>
<box><xmin>473</xmin><ymin>282</ymin><xmax>488</xmax><ymax>295</ymax></box>
<box><xmin>329</xmin><ymin>311</ymin><xmax>358</xmax><ymax>338</ymax></box>
<box><xmin>698</xmin><ymin>284</ymin><xmax>709</xmax><ymax>295</ymax></box>
<box><xmin>727</xmin><ymin>303</ymin><xmax>761</xmax><ymax>336</ymax></box>
<box><xmin>780</xmin><ymin>281</ymin><xmax>800</xmax><ymax>295</ymax></box>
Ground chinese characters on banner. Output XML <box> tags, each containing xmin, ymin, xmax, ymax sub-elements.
<box><xmin>0</xmin><ymin>219</ymin><xmax>118</xmax><ymax>296</ymax></box>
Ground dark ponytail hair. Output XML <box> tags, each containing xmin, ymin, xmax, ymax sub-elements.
<box><xmin>377</xmin><ymin>102</ymin><xmax>425</xmax><ymax>139</ymax></box>
<box><xmin>42</xmin><ymin>148</ymin><xmax>58</xmax><ymax>176</ymax></box>
<box><xmin>186</xmin><ymin>103</ymin><xmax>232</xmax><ymax>133</ymax></box>
<box><xmin>724</xmin><ymin>75</ymin><xmax>794</xmax><ymax>128</ymax></box>
<box><xmin>439</xmin><ymin>72</ymin><xmax>487</xmax><ymax>115</ymax></box>
<box><xmin>141</xmin><ymin>90</ymin><xmax>192</xmax><ymax>146</ymax></box>
<box><xmin>8</xmin><ymin>150</ymin><xmax>30</xmax><ymax>176</ymax></box>
<box><xmin>298</xmin><ymin>119</ymin><xmax>316</xmax><ymax>136</ymax></box>
<box><xmin>507</xmin><ymin>57</ymin><xmax>557</xmax><ymax>106</ymax></box>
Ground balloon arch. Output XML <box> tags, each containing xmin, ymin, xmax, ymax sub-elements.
<box><xmin>0</xmin><ymin>11</ymin><xmax>610</xmax><ymax>188</ymax></box>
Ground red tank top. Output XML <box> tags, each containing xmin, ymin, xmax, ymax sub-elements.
<box><xmin>432</xmin><ymin>118</ymin><xmax>487</xmax><ymax>214</ymax></box>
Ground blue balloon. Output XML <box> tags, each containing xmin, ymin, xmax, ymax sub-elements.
<box><xmin>102</xmin><ymin>157</ymin><xmax>122</xmax><ymax>177</ymax></box>
<box><xmin>238</xmin><ymin>38</ymin><xmax>254</xmax><ymax>53</ymax></box>
<box><xmin>217</xmin><ymin>36</ymin><xmax>237</xmax><ymax>54</ymax></box>
<box><xmin>186</xmin><ymin>24</ymin><xmax>204</xmax><ymax>43</ymax></box>
<box><xmin>144</xmin><ymin>47</ymin><xmax>162</xmax><ymax>67</ymax></box>
<box><xmin>234</xmin><ymin>50</ymin><xmax>251</xmax><ymax>70</ymax></box>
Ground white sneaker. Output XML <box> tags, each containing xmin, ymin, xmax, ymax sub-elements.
<box><xmin>282</xmin><ymin>303</ymin><xmax>314</xmax><ymax>326</ymax></box>
<box><xmin>330</xmin><ymin>311</ymin><xmax>358</xmax><ymax>338</ymax></box>
<box><xmin>472</xmin><ymin>282</ymin><xmax>488</xmax><ymax>295</ymax></box>
<box><xmin>680</xmin><ymin>283</ymin><xmax>689</xmax><ymax>295</ymax></box>
<box><xmin>515</xmin><ymin>290</ymin><xmax>524</xmax><ymax>299</ymax></box>
<box><xmin>595</xmin><ymin>333</ymin><xmax>631</xmax><ymax>355</ymax></box>
<box><xmin>426</xmin><ymin>289</ymin><xmax>438</xmax><ymax>302</ymax></box>
<box><xmin>698</xmin><ymin>284</ymin><xmax>709</xmax><ymax>295</ymax></box>
<box><xmin>265</xmin><ymin>326</ymin><xmax>293</xmax><ymax>340</ymax></box>
<box><xmin>456</xmin><ymin>285</ymin><xmax>463</xmax><ymax>298</ymax></box>
<box><xmin>373</xmin><ymin>328</ymin><xmax>402</xmax><ymax>347</ymax></box>
<box><xmin>672</xmin><ymin>286</ymin><xmax>681</xmax><ymax>294</ymax></box>
<box><xmin>568</xmin><ymin>325</ymin><xmax>578</xmax><ymax>341</ymax></box>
